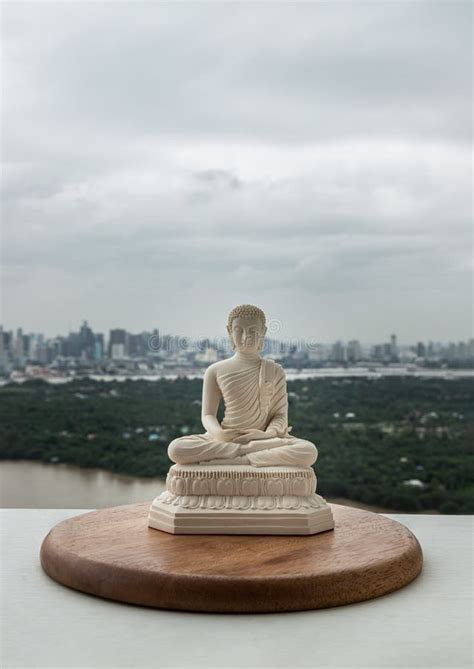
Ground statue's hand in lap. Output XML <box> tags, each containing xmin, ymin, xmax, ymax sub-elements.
<box><xmin>233</xmin><ymin>429</ymin><xmax>268</xmax><ymax>444</ymax></box>
<box><xmin>208</xmin><ymin>427</ymin><xmax>240</xmax><ymax>443</ymax></box>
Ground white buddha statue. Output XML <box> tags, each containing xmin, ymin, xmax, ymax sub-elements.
<box><xmin>167</xmin><ymin>304</ymin><xmax>318</xmax><ymax>468</ymax></box>
<box><xmin>149</xmin><ymin>304</ymin><xmax>334</xmax><ymax>535</ymax></box>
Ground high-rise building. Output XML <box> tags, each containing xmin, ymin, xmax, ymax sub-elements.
<box><xmin>0</xmin><ymin>326</ymin><xmax>5</xmax><ymax>370</ymax></box>
<box><xmin>347</xmin><ymin>340</ymin><xmax>362</xmax><ymax>363</ymax></box>
<box><xmin>13</xmin><ymin>328</ymin><xmax>27</xmax><ymax>365</ymax></box>
<box><xmin>49</xmin><ymin>337</ymin><xmax>66</xmax><ymax>360</ymax></box>
<box><xmin>331</xmin><ymin>341</ymin><xmax>346</xmax><ymax>363</ymax></box>
<box><xmin>1</xmin><ymin>329</ymin><xmax>12</xmax><ymax>356</ymax></box>
<box><xmin>65</xmin><ymin>332</ymin><xmax>81</xmax><ymax>358</ymax></box>
<box><xmin>108</xmin><ymin>329</ymin><xmax>128</xmax><ymax>358</ymax></box>
<box><xmin>0</xmin><ymin>327</ymin><xmax>13</xmax><ymax>373</ymax></box>
<box><xmin>28</xmin><ymin>334</ymin><xmax>44</xmax><ymax>362</ymax></box>
<box><xmin>468</xmin><ymin>339</ymin><xmax>474</xmax><ymax>359</ymax></box>
<box><xmin>372</xmin><ymin>344</ymin><xmax>385</xmax><ymax>360</ymax></box>
<box><xmin>390</xmin><ymin>334</ymin><xmax>398</xmax><ymax>360</ymax></box>
<box><xmin>416</xmin><ymin>342</ymin><xmax>426</xmax><ymax>358</ymax></box>
<box><xmin>94</xmin><ymin>333</ymin><xmax>105</xmax><ymax>361</ymax></box>
<box><xmin>79</xmin><ymin>321</ymin><xmax>96</xmax><ymax>360</ymax></box>
<box><xmin>128</xmin><ymin>333</ymin><xmax>147</xmax><ymax>357</ymax></box>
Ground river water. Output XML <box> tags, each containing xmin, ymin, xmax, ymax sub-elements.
<box><xmin>2</xmin><ymin>366</ymin><xmax>473</xmax><ymax>387</ymax></box>
<box><xmin>0</xmin><ymin>460</ymin><xmax>166</xmax><ymax>508</ymax></box>
<box><xmin>0</xmin><ymin>459</ymin><xmax>394</xmax><ymax>512</ymax></box>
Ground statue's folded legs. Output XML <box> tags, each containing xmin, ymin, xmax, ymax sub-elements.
<box><xmin>168</xmin><ymin>434</ymin><xmax>318</xmax><ymax>467</ymax></box>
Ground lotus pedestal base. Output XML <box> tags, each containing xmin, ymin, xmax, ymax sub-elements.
<box><xmin>148</xmin><ymin>463</ymin><xmax>335</xmax><ymax>535</ymax></box>
<box><xmin>149</xmin><ymin>495</ymin><xmax>334</xmax><ymax>535</ymax></box>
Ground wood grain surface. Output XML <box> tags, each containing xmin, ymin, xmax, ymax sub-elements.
<box><xmin>40</xmin><ymin>502</ymin><xmax>423</xmax><ymax>613</ymax></box>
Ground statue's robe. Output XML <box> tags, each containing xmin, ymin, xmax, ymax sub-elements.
<box><xmin>168</xmin><ymin>359</ymin><xmax>317</xmax><ymax>467</ymax></box>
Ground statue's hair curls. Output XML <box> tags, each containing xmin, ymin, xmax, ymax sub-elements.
<box><xmin>227</xmin><ymin>304</ymin><xmax>266</xmax><ymax>330</ymax></box>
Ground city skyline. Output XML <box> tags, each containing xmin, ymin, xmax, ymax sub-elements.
<box><xmin>2</xmin><ymin>318</ymin><xmax>473</xmax><ymax>381</ymax></box>
<box><xmin>3</xmin><ymin>4</ymin><xmax>472</xmax><ymax>341</ymax></box>
<box><xmin>1</xmin><ymin>319</ymin><xmax>472</xmax><ymax>349</ymax></box>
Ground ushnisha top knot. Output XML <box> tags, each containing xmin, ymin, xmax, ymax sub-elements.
<box><xmin>227</xmin><ymin>304</ymin><xmax>266</xmax><ymax>330</ymax></box>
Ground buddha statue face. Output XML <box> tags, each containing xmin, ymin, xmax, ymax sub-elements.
<box><xmin>227</xmin><ymin>304</ymin><xmax>267</xmax><ymax>354</ymax></box>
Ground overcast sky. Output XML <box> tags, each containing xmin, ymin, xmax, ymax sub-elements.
<box><xmin>2</xmin><ymin>2</ymin><xmax>472</xmax><ymax>343</ymax></box>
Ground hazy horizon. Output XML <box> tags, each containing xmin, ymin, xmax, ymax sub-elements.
<box><xmin>1</xmin><ymin>316</ymin><xmax>471</xmax><ymax>348</ymax></box>
<box><xmin>2</xmin><ymin>3</ymin><xmax>472</xmax><ymax>342</ymax></box>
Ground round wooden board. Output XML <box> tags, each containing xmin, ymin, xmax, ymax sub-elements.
<box><xmin>40</xmin><ymin>502</ymin><xmax>423</xmax><ymax>613</ymax></box>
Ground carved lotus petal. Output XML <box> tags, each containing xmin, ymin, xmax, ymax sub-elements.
<box><xmin>189</xmin><ymin>495</ymin><xmax>202</xmax><ymax>509</ymax></box>
<box><xmin>216</xmin><ymin>478</ymin><xmax>233</xmax><ymax>495</ymax></box>
<box><xmin>192</xmin><ymin>478</ymin><xmax>209</xmax><ymax>495</ymax></box>
<box><xmin>257</xmin><ymin>495</ymin><xmax>274</xmax><ymax>509</ymax></box>
<box><xmin>292</xmin><ymin>478</ymin><xmax>307</xmax><ymax>496</ymax></box>
<box><xmin>209</xmin><ymin>495</ymin><xmax>226</xmax><ymax>509</ymax></box>
<box><xmin>266</xmin><ymin>478</ymin><xmax>284</xmax><ymax>496</ymax></box>
<box><xmin>282</xmin><ymin>495</ymin><xmax>298</xmax><ymax>509</ymax></box>
<box><xmin>174</xmin><ymin>478</ymin><xmax>186</xmax><ymax>495</ymax></box>
<box><xmin>241</xmin><ymin>479</ymin><xmax>259</xmax><ymax>496</ymax></box>
<box><xmin>231</xmin><ymin>496</ymin><xmax>241</xmax><ymax>509</ymax></box>
<box><xmin>232</xmin><ymin>496</ymin><xmax>248</xmax><ymax>509</ymax></box>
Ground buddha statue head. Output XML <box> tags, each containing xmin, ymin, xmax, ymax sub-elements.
<box><xmin>227</xmin><ymin>304</ymin><xmax>267</xmax><ymax>354</ymax></box>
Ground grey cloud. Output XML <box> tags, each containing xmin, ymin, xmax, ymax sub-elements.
<box><xmin>3</xmin><ymin>3</ymin><xmax>472</xmax><ymax>147</ymax></box>
<box><xmin>194</xmin><ymin>170</ymin><xmax>242</xmax><ymax>189</ymax></box>
<box><xmin>2</xmin><ymin>2</ymin><xmax>472</xmax><ymax>340</ymax></box>
<box><xmin>188</xmin><ymin>169</ymin><xmax>243</xmax><ymax>203</ymax></box>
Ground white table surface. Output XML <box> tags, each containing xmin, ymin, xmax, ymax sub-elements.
<box><xmin>1</xmin><ymin>509</ymin><xmax>472</xmax><ymax>669</ymax></box>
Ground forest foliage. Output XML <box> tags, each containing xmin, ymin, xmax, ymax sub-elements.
<box><xmin>1</xmin><ymin>376</ymin><xmax>473</xmax><ymax>513</ymax></box>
